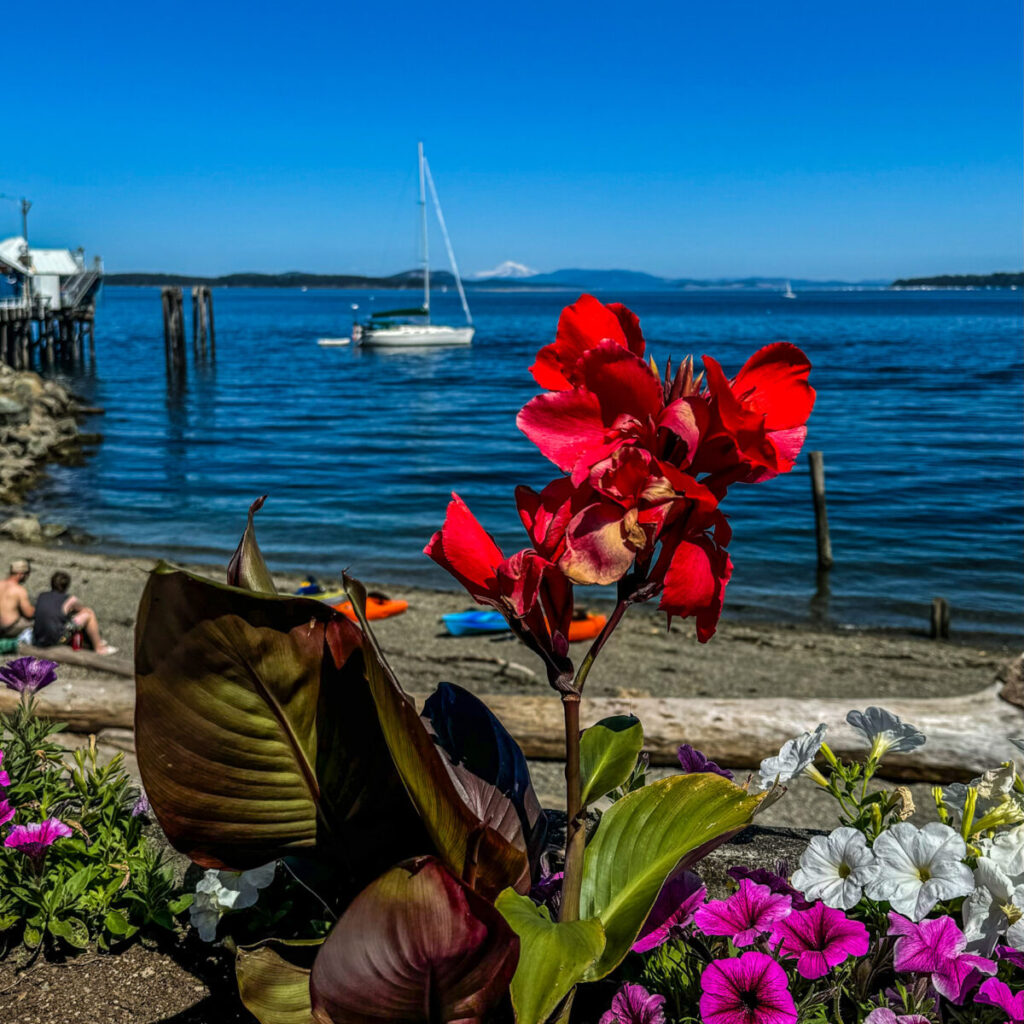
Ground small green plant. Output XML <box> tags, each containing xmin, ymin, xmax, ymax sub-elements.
<box><xmin>0</xmin><ymin>657</ymin><xmax>191</xmax><ymax>955</ymax></box>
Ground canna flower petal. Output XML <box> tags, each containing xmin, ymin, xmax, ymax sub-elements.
<box><xmin>425</xmin><ymin>493</ymin><xmax>504</xmax><ymax>602</ymax></box>
<box><xmin>531</xmin><ymin>294</ymin><xmax>645</xmax><ymax>391</ymax></box>
<box><xmin>658</xmin><ymin>532</ymin><xmax>733</xmax><ymax>642</ymax></box>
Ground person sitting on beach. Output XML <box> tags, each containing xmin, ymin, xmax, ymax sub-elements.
<box><xmin>33</xmin><ymin>571</ymin><xmax>117</xmax><ymax>656</ymax></box>
<box><xmin>0</xmin><ymin>559</ymin><xmax>35</xmax><ymax>640</ymax></box>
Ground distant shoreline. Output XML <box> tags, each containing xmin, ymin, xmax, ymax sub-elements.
<box><xmin>102</xmin><ymin>269</ymin><xmax>1022</xmax><ymax>291</ymax></box>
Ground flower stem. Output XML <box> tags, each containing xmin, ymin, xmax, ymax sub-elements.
<box><xmin>560</xmin><ymin>694</ymin><xmax>584</xmax><ymax>922</ymax></box>
<box><xmin>575</xmin><ymin>599</ymin><xmax>629</xmax><ymax>694</ymax></box>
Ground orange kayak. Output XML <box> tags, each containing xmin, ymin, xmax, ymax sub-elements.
<box><xmin>333</xmin><ymin>595</ymin><xmax>409</xmax><ymax>622</ymax></box>
<box><xmin>566</xmin><ymin>612</ymin><xmax>606</xmax><ymax>642</ymax></box>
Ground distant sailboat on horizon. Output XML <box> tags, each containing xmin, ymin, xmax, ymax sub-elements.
<box><xmin>782</xmin><ymin>280</ymin><xmax>797</xmax><ymax>299</ymax></box>
<box><xmin>354</xmin><ymin>143</ymin><xmax>475</xmax><ymax>347</ymax></box>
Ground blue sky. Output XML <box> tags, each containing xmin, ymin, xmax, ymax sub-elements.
<box><xmin>2</xmin><ymin>1</ymin><xmax>1021</xmax><ymax>279</ymax></box>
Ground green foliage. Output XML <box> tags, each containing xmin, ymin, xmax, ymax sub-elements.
<box><xmin>579</xmin><ymin>774</ymin><xmax>763</xmax><ymax>980</ymax></box>
<box><xmin>236</xmin><ymin>940</ymin><xmax>321</xmax><ymax>1024</ymax></box>
<box><xmin>579</xmin><ymin>716</ymin><xmax>644</xmax><ymax>808</ymax></box>
<box><xmin>497</xmin><ymin>889</ymin><xmax>606</xmax><ymax>1024</ymax></box>
<box><xmin>0</xmin><ymin>698</ymin><xmax>187</xmax><ymax>954</ymax></box>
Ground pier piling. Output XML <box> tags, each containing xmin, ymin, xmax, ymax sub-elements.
<box><xmin>930</xmin><ymin>597</ymin><xmax>951</xmax><ymax>640</ymax></box>
<box><xmin>161</xmin><ymin>287</ymin><xmax>186</xmax><ymax>374</ymax></box>
<box><xmin>190</xmin><ymin>286</ymin><xmax>214</xmax><ymax>359</ymax></box>
<box><xmin>808</xmin><ymin>450</ymin><xmax>834</xmax><ymax>571</ymax></box>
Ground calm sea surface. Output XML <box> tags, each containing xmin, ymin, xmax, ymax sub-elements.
<box><xmin>29</xmin><ymin>286</ymin><xmax>1024</xmax><ymax>639</ymax></box>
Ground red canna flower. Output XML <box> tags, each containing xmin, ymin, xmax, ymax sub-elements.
<box><xmin>425</xmin><ymin>493</ymin><xmax>575</xmax><ymax>691</ymax></box>
<box><xmin>695</xmin><ymin>342</ymin><xmax>816</xmax><ymax>488</ymax></box>
<box><xmin>530</xmin><ymin>293</ymin><xmax>646</xmax><ymax>391</ymax></box>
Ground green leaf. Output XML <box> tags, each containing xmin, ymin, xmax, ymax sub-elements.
<box><xmin>226</xmin><ymin>495</ymin><xmax>277</xmax><ymax>594</ymax></box>
<box><xmin>345</xmin><ymin>576</ymin><xmax>530</xmax><ymax>898</ymax></box>
<box><xmin>495</xmin><ymin>889</ymin><xmax>605</xmax><ymax>1024</ymax></box>
<box><xmin>135</xmin><ymin>564</ymin><xmax>422</xmax><ymax>877</ymax></box>
<box><xmin>236</xmin><ymin>940</ymin><xmax>321</xmax><ymax>1024</ymax></box>
<box><xmin>49</xmin><ymin>917</ymin><xmax>90</xmax><ymax>948</ymax></box>
<box><xmin>579</xmin><ymin>716</ymin><xmax>644</xmax><ymax>807</ymax></box>
<box><xmin>104</xmin><ymin>909</ymin><xmax>130</xmax><ymax>936</ymax></box>
<box><xmin>23</xmin><ymin>925</ymin><xmax>42</xmax><ymax>949</ymax></box>
<box><xmin>579</xmin><ymin>773</ymin><xmax>763</xmax><ymax>979</ymax></box>
<box><xmin>310</xmin><ymin>857</ymin><xmax>518</xmax><ymax>1024</ymax></box>
<box><xmin>168</xmin><ymin>893</ymin><xmax>194</xmax><ymax>915</ymax></box>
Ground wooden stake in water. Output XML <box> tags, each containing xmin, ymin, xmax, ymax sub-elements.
<box><xmin>808</xmin><ymin>450</ymin><xmax>834</xmax><ymax>570</ymax></box>
<box><xmin>930</xmin><ymin>597</ymin><xmax>950</xmax><ymax>639</ymax></box>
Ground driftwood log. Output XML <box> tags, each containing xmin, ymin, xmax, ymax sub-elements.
<box><xmin>18</xmin><ymin>644</ymin><xmax>134</xmax><ymax>678</ymax></box>
<box><xmin>2</xmin><ymin>668</ymin><xmax>1021</xmax><ymax>781</ymax></box>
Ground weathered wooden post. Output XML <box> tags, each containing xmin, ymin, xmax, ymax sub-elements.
<box><xmin>162</xmin><ymin>287</ymin><xmax>186</xmax><ymax>375</ymax></box>
<box><xmin>205</xmin><ymin>287</ymin><xmax>215</xmax><ymax>358</ymax></box>
<box><xmin>808</xmin><ymin>450</ymin><xmax>834</xmax><ymax>570</ymax></box>
<box><xmin>930</xmin><ymin>597</ymin><xmax>950</xmax><ymax>640</ymax></box>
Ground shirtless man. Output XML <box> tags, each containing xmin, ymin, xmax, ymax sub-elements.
<box><xmin>0</xmin><ymin>559</ymin><xmax>35</xmax><ymax>639</ymax></box>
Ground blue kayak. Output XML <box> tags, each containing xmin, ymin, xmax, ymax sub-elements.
<box><xmin>442</xmin><ymin>609</ymin><xmax>510</xmax><ymax>636</ymax></box>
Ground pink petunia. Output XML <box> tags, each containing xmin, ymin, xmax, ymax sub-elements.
<box><xmin>977</xmin><ymin>977</ymin><xmax>1024</xmax><ymax>1023</ymax></box>
<box><xmin>0</xmin><ymin>749</ymin><xmax>9</xmax><ymax>787</ymax></box>
<box><xmin>997</xmin><ymin>945</ymin><xmax>1024</xmax><ymax>971</ymax></box>
<box><xmin>0</xmin><ymin>798</ymin><xmax>14</xmax><ymax>826</ymax></box>
<box><xmin>694</xmin><ymin>877</ymin><xmax>792</xmax><ymax>947</ymax></box>
<box><xmin>699</xmin><ymin>951</ymin><xmax>797</xmax><ymax>1024</ymax></box>
<box><xmin>632</xmin><ymin>870</ymin><xmax>706</xmax><ymax>953</ymax></box>
<box><xmin>3</xmin><ymin>818</ymin><xmax>73</xmax><ymax>858</ymax></box>
<box><xmin>863</xmin><ymin>1011</ymin><xmax>931</xmax><ymax>1024</ymax></box>
<box><xmin>770</xmin><ymin>900</ymin><xmax>869</xmax><ymax>979</ymax></box>
<box><xmin>598</xmin><ymin>983</ymin><xmax>666</xmax><ymax>1024</ymax></box>
<box><xmin>889</xmin><ymin>911</ymin><xmax>997</xmax><ymax>1003</ymax></box>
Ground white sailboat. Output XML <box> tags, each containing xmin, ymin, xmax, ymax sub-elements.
<box><xmin>356</xmin><ymin>143</ymin><xmax>474</xmax><ymax>347</ymax></box>
<box><xmin>782</xmin><ymin>280</ymin><xmax>797</xmax><ymax>299</ymax></box>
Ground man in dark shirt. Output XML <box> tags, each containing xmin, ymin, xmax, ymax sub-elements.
<box><xmin>34</xmin><ymin>571</ymin><xmax>117</xmax><ymax>655</ymax></box>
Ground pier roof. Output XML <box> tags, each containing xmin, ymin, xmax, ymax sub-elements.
<box><xmin>0</xmin><ymin>237</ymin><xmax>82</xmax><ymax>276</ymax></box>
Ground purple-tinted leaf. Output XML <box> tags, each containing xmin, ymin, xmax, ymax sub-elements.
<box><xmin>226</xmin><ymin>495</ymin><xmax>276</xmax><ymax>594</ymax></box>
<box><xmin>310</xmin><ymin>857</ymin><xmax>518</xmax><ymax>1024</ymax></box>
<box><xmin>632</xmin><ymin>870</ymin><xmax>706</xmax><ymax>953</ymax></box>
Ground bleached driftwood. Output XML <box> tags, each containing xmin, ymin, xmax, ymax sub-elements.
<box><xmin>18</xmin><ymin>643</ymin><xmax>134</xmax><ymax>678</ymax></box>
<box><xmin>2</xmin><ymin>672</ymin><xmax>1020</xmax><ymax>781</ymax></box>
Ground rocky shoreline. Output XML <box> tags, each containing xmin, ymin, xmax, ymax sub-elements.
<box><xmin>0</xmin><ymin>362</ymin><xmax>101</xmax><ymax>526</ymax></box>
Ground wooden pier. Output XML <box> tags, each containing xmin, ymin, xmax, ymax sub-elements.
<box><xmin>0</xmin><ymin>297</ymin><xmax>95</xmax><ymax>370</ymax></box>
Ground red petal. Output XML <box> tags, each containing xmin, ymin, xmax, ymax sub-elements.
<box><xmin>515</xmin><ymin>479</ymin><xmax>578</xmax><ymax>561</ymax></box>
<box><xmin>496</xmin><ymin>549</ymin><xmax>546</xmax><ymax>618</ymax></box>
<box><xmin>424</xmin><ymin>494</ymin><xmax>504</xmax><ymax>602</ymax></box>
<box><xmin>658</xmin><ymin>397</ymin><xmax>707</xmax><ymax>466</ymax></box>
<box><xmin>529</xmin><ymin>295</ymin><xmax>646</xmax><ymax>390</ymax></box>
<box><xmin>660</xmin><ymin>537</ymin><xmax>732</xmax><ymax>642</ymax></box>
<box><xmin>731</xmin><ymin>342</ymin><xmax>815</xmax><ymax>431</ymax></box>
<box><xmin>516</xmin><ymin>389</ymin><xmax>606</xmax><ymax>472</ymax></box>
<box><xmin>580</xmin><ymin>341</ymin><xmax>663</xmax><ymax>425</ymax></box>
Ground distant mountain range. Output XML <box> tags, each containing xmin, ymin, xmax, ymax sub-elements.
<box><xmin>105</xmin><ymin>267</ymin><xmax>892</xmax><ymax>290</ymax></box>
<box><xmin>105</xmin><ymin>267</ymin><xmax>1022</xmax><ymax>291</ymax></box>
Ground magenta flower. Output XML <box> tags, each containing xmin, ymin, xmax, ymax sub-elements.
<box><xmin>0</xmin><ymin>749</ymin><xmax>9</xmax><ymax>787</ymax></box>
<box><xmin>3</xmin><ymin>818</ymin><xmax>73</xmax><ymax>858</ymax></box>
<box><xmin>694</xmin><ymin>878</ymin><xmax>792</xmax><ymax>946</ymax></box>
<box><xmin>598</xmin><ymin>983</ymin><xmax>666</xmax><ymax>1024</ymax></box>
<box><xmin>727</xmin><ymin>864</ymin><xmax>812</xmax><ymax>910</ymax></box>
<box><xmin>889</xmin><ymin>911</ymin><xmax>997</xmax><ymax>1003</ymax></box>
<box><xmin>677</xmin><ymin>744</ymin><xmax>733</xmax><ymax>779</ymax></box>
<box><xmin>0</xmin><ymin>657</ymin><xmax>58</xmax><ymax>694</ymax></box>
<box><xmin>0</xmin><ymin>798</ymin><xmax>14</xmax><ymax>826</ymax></box>
<box><xmin>769</xmin><ymin>900</ymin><xmax>869</xmax><ymax>979</ymax></box>
<box><xmin>633</xmin><ymin>870</ymin><xmax>706</xmax><ymax>953</ymax></box>
<box><xmin>699</xmin><ymin>951</ymin><xmax>797</xmax><ymax>1024</ymax></box>
<box><xmin>863</xmin><ymin>1011</ymin><xmax>931</xmax><ymax>1024</ymax></box>
<box><xmin>997</xmin><ymin>945</ymin><xmax>1024</xmax><ymax>971</ymax></box>
<box><xmin>977</xmin><ymin>977</ymin><xmax>1024</xmax><ymax>1022</ymax></box>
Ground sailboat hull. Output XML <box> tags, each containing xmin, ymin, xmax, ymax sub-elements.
<box><xmin>360</xmin><ymin>324</ymin><xmax>475</xmax><ymax>347</ymax></box>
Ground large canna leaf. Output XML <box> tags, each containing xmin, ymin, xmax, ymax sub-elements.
<box><xmin>579</xmin><ymin>773</ymin><xmax>763</xmax><ymax>979</ymax></box>
<box><xmin>578</xmin><ymin>715</ymin><xmax>644</xmax><ymax>808</ymax></box>
<box><xmin>310</xmin><ymin>857</ymin><xmax>518</xmax><ymax>1024</ymax></box>
<box><xmin>135</xmin><ymin>564</ymin><xmax>424</xmax><ymax>876</ymax></box>
<box><xmin>226</xmin><ymin>495</ymin><xmax>277</xmax><ymax>594</ymax></box>
<box><xmin>345</xmin><ymin>576</ymin><xmax>531</xmax><ymax>898</ymax></box>
<box><xmin>424</xmin><ymin>682</ymin><xmax>547</xmax><ymax>867</ymax></box>
<box><xmin>236</xmin><ymin>940</ymin><xmax>321</xmax><ymax>1024</ymax></box>
<box><xmin>495</xmin><ymin>889</ymin><xmax>605</xmax><ymax>1024</ymax></box>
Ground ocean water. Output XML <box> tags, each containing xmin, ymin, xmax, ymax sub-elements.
<box><xmin>28</xmin><ymin>286</ymin><xmax>1024</xmax><ymax>639</ymax></box>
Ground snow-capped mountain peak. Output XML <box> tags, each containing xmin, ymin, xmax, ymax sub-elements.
<box><xmin>473</xmin><ymin>260</ymin><xmax>538</xmax><ymax>279</ymax></box>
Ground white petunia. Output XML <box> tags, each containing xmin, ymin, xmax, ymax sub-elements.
<box><xmin>758</xmin><ymin>723</ymin><xmax>827</xmax><ymax>789</ymax></box>
<box><xmin>189</xmin><ymin>862</ymin><xmax>277</xmax><ymax>942</ymax></box>
<box><xmin>846</xmin><ymin>707</ymin><xmax>926</xmax><ymax>761</ymax></box>
<box><xmin>962</xmin><ymin>856</ymin><xmax>1024</xmax><ymax>954</ymax></box>
<box><xmin>862</xmin><ymin>821</ymin><xmax>973</xmax><ymax>921</ymax></box>
<box><xmin>791</xmin><ymin>826</ymin><xmax>877</xmax><ymax>910</ymax></box>
<box><xmin>943</xmin><ymin>765</ymin><xmax>1024</xmax><ymax>831</ymax></box>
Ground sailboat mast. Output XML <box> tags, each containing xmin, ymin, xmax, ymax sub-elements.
<box><xmin>423</xmin><ymin>157</ymin><xmax>473</xmax><ymax>326</ymax></box>
<box><xmin>418</xmin><ymin>141</ymin><xmax>430</xmax><ymax>322</ymax></box>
